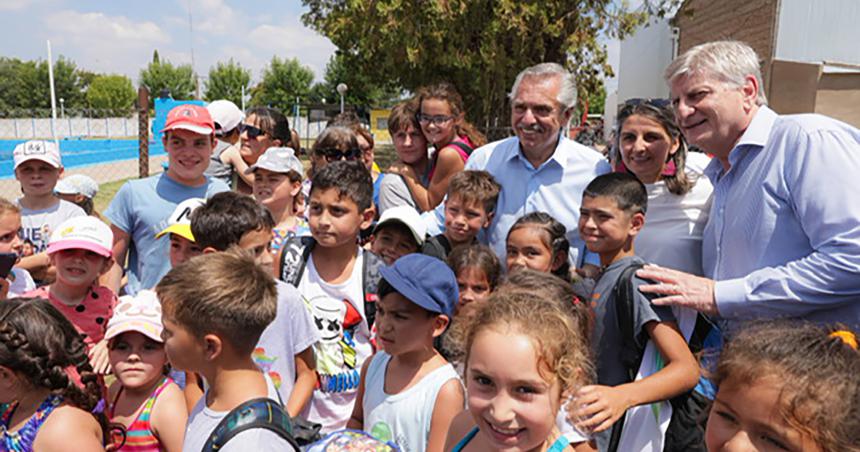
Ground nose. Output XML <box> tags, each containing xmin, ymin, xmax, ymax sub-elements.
<box><xmin>721</xmin><ymin>429</ymin><xmax>755</xmax><ymax>452</ymax></box>
<box><xmin>487</xmin><ymin>393</ymin><xmax>516</xmax><ymax>424</ymax></box>
<box><xmin>674</xmin><ymin>99</ymin><xmax>694</xmax><ymax>122</ymax></box>
<box><xmin>520</xmin><ymin>108</ymin><xmax>537</xmax><ymax>125</ymax></box>
<box><xmin>461</xmin><ymin>289</ymin><xmax>475</xmax><ymax>304</ymax></box>
<box><xmin>258</xmin><ymin>248</ymin><xmax>274</xmax><ymax>268</ymax></box>
<box><xmin>632</xmin><ymin>135</ymin><xmax>647</xmax><ymax>152</ymax></box>
<box><xmin>509</xmin><ymin>253</ymin><xmax>527</xmax><ymax>269</ymax></box>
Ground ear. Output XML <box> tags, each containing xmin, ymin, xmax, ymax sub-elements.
<box><xmin>57</xmin><ymin>167</ymin><xmax>65</xmax><ymax>178</ymax></box>
<box><xmin>741</xmin><ymin>74</ymin><xmax>760</xmax><ymax>111</ymax></box>
<box><xmin>668</xmin><ymin>136</ymin><xmax>681</xmax><ymax>157</ymax></box>
<box><xmin>360</xmin><ymin>206</ymin><xmax>376</xmax><ymax>230</ymax></box>
<box><xmin>560</xmin><ymin>107</ymin><xmax>573</xmax><ymax>126</ymax></box>
<box><xmin>202</xmin><ymin>333</ymin><xmax>222</xmax><ymax>361</ymax></box>
<box><xmin>290</xmin><ymin>181</ymin><xmax>302</xmax><ymax>198</ymax></box>
<box><xmin>98</xmin><ymin>257</ymin><xmax>115</xmax><ymax>275</ymax></box>
<box><xmin>628</xmin><ymin>212</ymin><xmax>646</xmax><ymax>237</ymax></box>
<box><xmin>550</xmin><ymin>249</ymin><xmax>569</xmax><ymax>272</ymax></box>
<box><xmin>209</xmin><ymin>134</ymin><xmax>217</xmax><ymax>153</ymax></box>
<box><xmin>482</xmin><ymin>210</ymin><xmax>494</xmax><ymax>229</ymax></box>
<box><xmin>202</xmin><ymin>246</ymin><xmax>218</xmax><ymax>255</ymax></box>
<box><xmin>431</xmin><ymin>314</ymin><xmax>450</xmax><ymax>339</ymax></box>
<box><xmin>272</xmin><ymin>138</ymin><xmax>283</xmax><ymax>148</ymax></box>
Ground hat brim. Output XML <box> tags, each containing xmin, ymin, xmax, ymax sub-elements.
<box><xmin>161</xmin><ymin>123</ymin><xmax>215</xmax><ymax>135</ymax></box>
<box><xmin>14</xmin><ymin>156</ymin><xmax>61</xmax><ymax>170</ymax></box>
<box><xmin>156</xmin><ymin>224</ymin><xmax>195</xmax><ymax>242</ymax></box>
<box><xmin>47</xmin><ymin>240</ymin><xmax>112</xmax><ymax>258</ymax></box>
<box><xmin>104</xmin><ymin>323</ymin><xmax>164</xmax><ymax>343</ymax></box>
<box><xmin>373</xmin><ymin>218</ymin><xmax>425</xmax><ymax>246</ymax></box>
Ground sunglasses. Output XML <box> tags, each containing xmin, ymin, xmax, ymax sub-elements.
<box><xmin>239</xmin><ymin>123</ymin><xmax>267</xmax><ymax>139</ymax></box>
<box><xmin>416</xmin><ymin>113</ymin><xmax>456</xmax><ymax>126</ymax></box>
<box><xmin>319</xmin><ymin>148</ymin><xmax>362</xmax><ymax>163</ymax></box>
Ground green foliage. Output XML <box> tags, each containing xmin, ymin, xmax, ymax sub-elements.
<box><xmin>139</xmin><ymin>51</ymin><xmax>196</xmax><ymax>106</ymax></box>
<box><xmin>0</xmin><ymin>56</ymin><xmax>86</xmax><ymax>116</ymax></box>
<box><xmin>204</xmin><ymin>59</ymin><xmax>251</xmax><ymax>106</ymax></box>
<box><xmin>250</xmin><ymin>57</ymin><xmax>314</xmax><ymax>113</ymax></box>
<box><xmin>86</xmin><ymin>74</ymin><xmax>136</xmax><ymax>117</ymax></box>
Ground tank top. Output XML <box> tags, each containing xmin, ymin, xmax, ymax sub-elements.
<box><xmin>0</xmin><ymin>394</ymin><xmax>63</xmax><ymax>452</ymax></box>
<box><xmin>427</xmin><ymin>135</ymin><xmax>474</xmax><ymax>182</ymax></box>
<box><xmin>363</xmin><ymin>352</ymin><xmax>461</xmax><ymax>452</ymax></box>
<box><xmin>110</xmin><ymin>377</ymin><xmax>173</xmax><ymax>451</ymax></box>
<box><xmin>451</xmin><ymin>426</ymin><xmax>571</xmax><ymax>452</ymax></box>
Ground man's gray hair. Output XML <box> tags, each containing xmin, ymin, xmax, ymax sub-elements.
<box><xmin>664</xmin><ymin>40</ymin><xmax>767</xmax><ymax>106</ymax></box>
<box><xmin>509</xmin><ymin>63</ymin><xmax>578</xmax><ymax>110</ymax></box>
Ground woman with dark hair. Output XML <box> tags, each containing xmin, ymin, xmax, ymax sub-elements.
<box><xmin>234</xmin><ymin>107</ymin><xmax>291</xmax><ymax>194</ymax></box>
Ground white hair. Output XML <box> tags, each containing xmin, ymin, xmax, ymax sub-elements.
<box><xmin>509</xmin><ymin>63</ymin><xmax>578</xmax><ymax>110</ymax></box>
<box><xmin>664</xmin><ymin>40</ymin><xmax>767</xmax><ymax>106</ymax></box>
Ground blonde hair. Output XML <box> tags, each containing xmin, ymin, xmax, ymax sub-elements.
<box><xmin>0</xmin><ymin>197</ymin><xmax>21</xmax><ymax>217</ymax></box>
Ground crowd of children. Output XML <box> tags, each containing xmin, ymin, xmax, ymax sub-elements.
<box><xmin>0</xmin><ymin>95</ymin><xmax>856</xmax><ymax>452</ymax></box>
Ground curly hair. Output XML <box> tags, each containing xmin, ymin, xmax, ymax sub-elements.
<box><xmin>416</xmin><ymin>82</ymin><xmax>486</xmax><ymax>148</ymax></box>
<box><xmin>507</xmin><ymin>212</ymin><xmax>570</xmax><ymax>280</ymax></box>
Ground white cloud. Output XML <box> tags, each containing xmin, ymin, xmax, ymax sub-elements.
<box><xmin>0</xmin><ymin>0</ymin><xmax>38</xmax><ymax>12</ymax></box>
<box><xmin>246</xmin><ymin>19</ymin><xmax>336</xmax><ymax>79</ymax></box>
<box><xmin>186</xmin><ymin>0</ymin><xmax>238</xmax><ymax>36</ymax></box>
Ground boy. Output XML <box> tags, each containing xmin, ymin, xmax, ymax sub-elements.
<box><xmin>276</xmin><ymin>160</ymin><xmax>381</xmax><ymax>432</ymax></box>
<box><xmin>574</xmin><ymin>172</ymin><xmax>699</xmax><ymax>451</ymax></box>
<box><xmin>422</xmin><ymin>170</ymin><xmax>500</xmax><ymax>261</ymax></box>
<box><xmin>378</xmin><ymin>101</ymin><xmax>429</xmax><ymax>214</ymax></box>
<box><xmin>156</xmin><ymin>251</ymin><xmax>296</xmax><ymax>451</ymax></box>
<box><xmin>191</xmin><ymin>191</ymin><xmax>319</xmax><ymax>417</ymax></box>
<box><xmin>370</xmin><ymin>205</ymin><xmax>426</xmax><ymax>265</ymax></box>
<box><xmin>104</xmin><ymin>104</ymin><xmax>229</xmax><ymax>295</ymax></box>
<box><xmin>13</xmin><ymin>140</ymin><xmax>85</xmax><ymax>282</ymax></box>
<box><xmin>156</xmin><ymin>198</ymin><xmax>206</xmax><ymax>267</ymax></box>
<box><xmin>348</xmin><ymin>254</ymin><xmax>464</xmax><ymax>452</ymax></box>
<box><xmin>247</xmin><ymin>146</ymin><xmax>309</xmax><ymax>254</ymax></box>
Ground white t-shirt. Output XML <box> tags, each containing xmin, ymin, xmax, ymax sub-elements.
<box><xmin>363</xmin><ymin>352</ymin><xmax>461</xmax><ymax>452</ymax></box>
<box><xmin>182</xmin><ymin>374</ymin><xmax>294</xmax><ymax>452</ymax></box>
<box><xmin>298</xmin><ymin>248</ymin><xmax>374</xmax><ymax>433</ymax></box>
<box><xmin>8</xmin><ymin>268</ymin><xmax>35</xmax><ymax>297</ymax></box>
<box><xmin>17</xmin><ymin>199</ymin><xmax>85</xmax><ymax>254</ymax></box>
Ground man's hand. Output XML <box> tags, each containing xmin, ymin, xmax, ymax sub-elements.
<box><xmin>636</xmin><ymin>264</ymin><xmax>719</xmax><ymax>316</ymax></box>
<box><xmin>569</xmin><ymin>385</ymin><xmax>633</xmax><ymax>433</ymax></box>
<box><xmin>88</xmin><ymin>339</ymin><xmax>111</xmax><ymax>375</ymax></box>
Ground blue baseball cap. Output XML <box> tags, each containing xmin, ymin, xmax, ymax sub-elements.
<box><xmin>379</xmin><ymin>254</ymin><xmax>459</xmax><ymax>317</ymax></box>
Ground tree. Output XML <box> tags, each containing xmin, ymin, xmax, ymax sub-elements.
<box><xmin>302</xmin><ymin>0</ymin><xmax>664</xmax><ymax>139</ymax></box>
<box><xmin>307</xmin><ymin>52</ymin><xmax>401</xmax><ymax>109</ymax></box>
<box><xmin>0</xmin><ymin>56</ymin><xmax>86</xmax><ymax>116</ymax></box>
<box><xmin>139</xmin><ymin>51</ymin><xmax>196</xmax><ymax>106</ymax></box>
<box><xmin>86</xmin><ymin>74</ymin><xmax>136</xmax><ymax>117</ymax></box>
<box><xmin>250</xmin><ymin>57</ymin><xmax>314</xmax><ymax>113</ymax></box>
<box><xmin>204</xmin><ymin>59</ymin><xmax>251</xmax><ymax>106</ymax></box>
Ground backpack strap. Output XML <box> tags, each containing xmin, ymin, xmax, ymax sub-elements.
<box><xmin>361</xmin><ymin>250</ymin><xmax>384</xmax><ymax>329</ymax></box>
<box><xmin>202</xmin><ymin>398</ymin><xmax>299</xmax><ymax>451</ymax></box>
<box><xmin>278</xmin><ymin>235</ymin><xmax>315</xmax><ymax>286</ymax></box>
<box><xmin>448</xmin><ymin>140</ymin><xmax>474</xmax><ymax>157</ymax></box>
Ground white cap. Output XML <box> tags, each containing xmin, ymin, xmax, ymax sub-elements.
<box><xmin>47</xmin><ymin>216</ymin><xmax>113</xmax><ymax>258</ymax></box>
<box><xmin>13</xmin><ymin>140</ymin><xmax>61</xmax><ymax>169</ymax></box>
<box><xmin>245</xmin><ymin>147</ymin><xmax>304</xmax><ymax>175</ymax></box>
<box><xmin>155</xmin><ymin>198</ymin><xmax>206</xmax><ymax>241</ymax></box>
<box><xmin>55</xmin><ymin>174</ymin><xmax>99</xmax><ymax>199</ymax></box>
<box><xmin>207</xmin><ymin>100</ymin><xmax>244</xmax><ymax>135</ymax></box>
<box><xmin>105</xmin><ymin>290</ymin><xmax>163</xmax><ymax>343</ymax></box>
<box><xmin>374</xmin><ymin>206</ymin><xmax>426</xmax><ymax>246</ymax></box>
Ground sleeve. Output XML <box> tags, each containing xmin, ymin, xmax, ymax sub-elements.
<box><xmin>715</xmin><ymin>125</ymin><xmax>860</xmax><ymax>319</ymax></box>
<box><xmin>102</xmin><ymin>182</ymin><xmax>134</xmax><ymax>234</ymax></box>
<box><xmin>633</xmin><ymin>276</ymin><xmax>677</xmax><ymax>336</ymax></box>
<box><xmin>377</xmin><ymin>174</ymin><xmax>418</xmax><ymax>214</ymax></box>
<box><xmin>288</xmin><ymin>289</ymin><xmax>321</xmax><ymax>355</ymax></box>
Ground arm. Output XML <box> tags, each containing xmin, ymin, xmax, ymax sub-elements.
<box><xmin>88</xmin><ymin>339</ymin><xmax>111</xmax><ymax>375</ymax></box>
<box><xmin>572</xmin><ymin>320</ymin><xmax>698</xmax><ymax>433</ymax></box>
<box><xmin>16</xmin><ymin>252</ymin><xmax>51</xmax><ymax>280</ymax></box>
<box><xmin>222</xmin><ymin>147</ymin><xmax>255</xmax><ymax>187</ymax></box>
<box><xmin>346</xmin><ymin>357</ymin><xmax>372</xmax><ymax>430</ymax></box>
<box><xmin>400</xmin><ymin>148</ymin><xmax>465</xmax><ymax>212</ymax></box>
<box><xmin>285</xmin><ymin>347</ymin><xmax>316</xmax><ymax>417</ymax></box>
<box><xmin>35</xmin><ymin>406</ymin><xmax>105</xmax><ymax>452</ymax></box>
<box><xmin>102</xmin><ymin>225</ymin><xmax>130</xmax><ymax>294</ymax></box>
<box><xmin>443</xmin><ymin>410</ymin><xmax>474</xmax><ymax>452</ymax></box>
<box><xmin>149</xmin><ymin>382</ymin><xmax>189</xmax><ymax>452</ymax></box>
<box><xmin>183</xmin><ymin>372</ymin><xmax>204</xmax><ymax>413</ymax></box>
<box><xmin>427</xmin><ymin>379</ymin><xmax>465</xmax><ymax>452</ymax></box>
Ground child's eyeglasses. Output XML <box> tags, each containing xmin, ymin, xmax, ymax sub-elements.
<box><xmin>319</xmin><ymin>148</ymin><xmax>362</xmax><ymax>163</ymax></box>
<box><xmin>239</xmin><ymin>123</ymin><xmax>267</xmax><ymax>139</ymax></box>
<box><xmin>416</xmin><ymin>114</ymin><xmax>455</xmax><ymax>126</ymax></box>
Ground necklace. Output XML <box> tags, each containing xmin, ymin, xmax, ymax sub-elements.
<box><xmin>1</xmin><ymin>394</ymin><xmax>62</xmax><ymax>452</ymax></box>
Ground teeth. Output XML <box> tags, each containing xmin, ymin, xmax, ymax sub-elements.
<box><xmin>489</xmin><ymin>424</ymin><xmax>520</xmax><ymax>435</ymax></box>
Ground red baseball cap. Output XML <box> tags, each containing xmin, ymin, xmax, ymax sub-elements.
<box><xmin>161</xmin><ymin>104</ymin><xmax>215</xmax><ymax>135</ymax></box>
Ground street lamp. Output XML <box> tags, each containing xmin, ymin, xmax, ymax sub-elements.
<box><xmin>59</xmin><ymin>98</ymin><xmax>65</xmax><ymax>119</ymax></box>
<box><xmin>336</xmin><ymin>83</ymin><xmax>348</xmax><ymax>114</ymax></box>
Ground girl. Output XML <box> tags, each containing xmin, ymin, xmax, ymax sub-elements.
<box><xmin>0</xmin><ymin>198</ymin><xmax>35</xmax><ymax>299</ymax></box>
<box><xmin>234</xmin><ymin>107</ymin><xmax>292</xmax><ymax>194</ymax></box>
<box><xmin>390</xmin><ymin>83</ymin><xmax>486</xmax><ymax>212</ymax></box>
<box><xmin>0</xmin><ymin>298</ymin><xmax>106</xmax><ymax>451</ymax></box>
<box><xmin>505</xmin><ymin>212</ymin><xmax>570</xmax><ymax>281</ymax></box>
<box><xmin>706</xmin><ymin>321</ymin><xmax>860</xmax><ymax>452</ymax></box>
<box><xmin>248</xmin><ymin>147</ymin><xmax>309</xmax><ymax>254</ymax></box>
<box><xmin>446</xmin><ymin>244</ymin><xmax>502</xmax><ymax>317</ymax></box>
<box><xmin>106</xmin><ymin>290</ymin><xmax>186</xmax><ymax>451</ymax></box>
<box><xmin>444</xmin><ymin>291</ymin><xmax>594</xmax><ymax>452</ymax></box>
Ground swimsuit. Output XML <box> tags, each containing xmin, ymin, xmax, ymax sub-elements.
<box><xmin>0</xmin><ymin>394</ymin><xmax>63</xmax><ymax>452</ymax></box>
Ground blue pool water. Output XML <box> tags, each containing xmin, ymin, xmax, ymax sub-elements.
<box><xmin>0</xmin><ymin>138</ymin><xmax>166</xmax><ymax>179</ymax></box>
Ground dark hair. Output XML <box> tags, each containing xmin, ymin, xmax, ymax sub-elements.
<box><xmin>447</xmin><ymin>244</ymin><xmax>502</xmax><ymax>292</ymax></box>
<box><xmin>507</xmin><ymin>212</ymin><xmax>570</xmax><ymax>280</ymax></box>
<box><xmin>330</xmin><ymin>112</ymin><xmax>374</xmax><ymax>150</ymax></box>
<box><xmin>416</xmin><ymin>83</ymin><xmax>486</xmax><ymax>147</ymax></box>
<box><xmin>583</xmin><ymin>172</ymin><xmax>648</xmax><ymax>215</ymax></box>
<box><xmin>615</xmin><ymin>100</ymin><xmax>692</xmax><ymax>195</ymax></box>
<box><xmin>713</xmin><ymin>321</ymin><xmax>860</xmax><ymax>451</ymax></box>
<box><xmin>310</xmin><ymin>160</ymin><xmax>373</xmax><ymax>211</ymax></box>
<box><xmin>190</xmin><ymin>192</ymin><xmax>275</xmax><ymax>251</ymax></box>
<box><xmin>503</xmin><ymin>268</ymin><xmax>593</xmax><ymax>340</ymax></box>
<box><xmin>246</xmin><ymin>107</ymin><xmax>290</xmax><ymax>144</ymax></box>
<box><xmin>447</xmin><ymin>170</ymin><xmax>501</xmax><ymax>215</ymax></box>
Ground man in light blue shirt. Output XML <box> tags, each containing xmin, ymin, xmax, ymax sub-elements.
<box><xmin>425</xmin><ymin>63</ymin><xmax>610</xmax><ymax>266</ymax></box>
<box><xmin>638</xmin><ymin>41</ymin><xmax>860</xmax><ymax>328</ymax></box>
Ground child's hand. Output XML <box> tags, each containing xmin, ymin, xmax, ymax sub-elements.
<box><xmin>88</xmin><ymin>339</ymin><xmax>111</xmax><ymax>375</ymax></box>
<box><xmin>386</xmin><ymin>162</ymin><xmax>417</xmax><ymax>180</ymax></box>
<box><xmin>570</xmin><ymin>385</ymin><xmax>633</xmax><ymax>433</ymax></box>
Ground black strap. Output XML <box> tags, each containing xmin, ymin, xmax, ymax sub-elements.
<box><xmin>202</xmin><ymin>398</ymin><xmax>298</xmax><ymax>451</ymax></box>
<box><xmin>448</xmin><ymin>140</ymin><xmax>474</xmax><ymax>157</ymax></box>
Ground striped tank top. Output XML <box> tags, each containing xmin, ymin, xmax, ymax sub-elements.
<box><xmin>110</xmin><ymin>377</ymin><xmax>173</xmax><ymax>451</ymax></box>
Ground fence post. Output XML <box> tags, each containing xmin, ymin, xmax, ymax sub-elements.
<box><xmin>86</xmin><ymin>111</ymin><xmax>91</xmax><ymax>137</ymax></box>
<box><xmin>138</xmin><ymin>87</ymin><xmax>150</xmax><ymax>179</ymax></box>
<box><xmin>105</xmin><ymin>117</ymin><xmax>110</xmax><ymax>137</ymax></box>
<box><xmin>13</xmin><ymin>118</ymin><xmax>18</xmax><ymax>138</ymax></box>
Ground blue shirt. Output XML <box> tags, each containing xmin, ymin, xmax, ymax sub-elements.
<box><xmin>104</xmin><ymin>173</ymin><xmax>229</xmax><ymax>294</ymax></box>
<box><xmin>704</xmin><ymin>106</ymin><xmax>860</xmax><ymax>327</ymax></box>
<box><xmin>424</xmin><ymin>134</ymin><xmax>610</xmax><ymax>266</ymax></box>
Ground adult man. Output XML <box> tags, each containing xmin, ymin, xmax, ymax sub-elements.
<box><xmin>104</xmin><ymin>104</ymin><xmax>230</xmax><ymax>295</ymax></box>
<box><xmin>426</xmin><ymin>63</ymin><xmax>610</xmax><ymax>266</ymax></box>
<box><xmin>638</xmin><ymin>41</ymin><xmax>860</xmax><ymax>327</ymax></box>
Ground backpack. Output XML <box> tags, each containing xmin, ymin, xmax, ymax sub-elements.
<box><xmin>277</xmin><ymin>235</ymin><xmax>384</xmax><ymax>328</ymax></box>
<box><xmin>607</xmin><ymin>263</ymin><xmax>712</xmax><ymax>452</ymax></box>
<box><xmin>202</xmin><ymin>398</ymin><xmax>298</xmax><ymax>451</ymax></box>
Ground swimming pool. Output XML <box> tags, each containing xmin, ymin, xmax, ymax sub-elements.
<box><xmin>0</xmin><ymin>139</ymin><xmax>166</xmax><ymax>178</ymax></box>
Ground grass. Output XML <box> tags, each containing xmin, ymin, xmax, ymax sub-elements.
<box><xmin>94</xmin><ymin>177</ymin><xmax>131</xmax><ymax>216</ymax></box>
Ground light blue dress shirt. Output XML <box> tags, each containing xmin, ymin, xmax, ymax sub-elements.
<box><xmin>424</xmin><ymin>134</ymin><xmax>611</xmax><ymax>266</ymax></box>
<box><xmin>704</xmin><ymin>106</ymin><xmax>860</xmax><ymax>327</ymax></box>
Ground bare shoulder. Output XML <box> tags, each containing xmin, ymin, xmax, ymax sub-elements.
<box><xmin>150</xmin><ymin>380</ymin><xmax>187</xmax><ymax>422</ymax></box>
<box><xmin>36</xmin><ymin>405</ymin><xmax>104</xmax><ymax>452</ymax></box>
<box><xmin>444</xmin><ymin>409</ymin><xmax>475</xmax><ymax>451</ymax></box>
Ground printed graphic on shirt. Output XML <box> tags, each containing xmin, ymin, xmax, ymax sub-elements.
<box><xmin>19</xmin><ymin>223</ymin><xmax>52</xmax><ymax>253</ymax></box>
<box><xmin>252</xmin><ymin>348</ymin><xmax>283</xmax><ymax>389</ymax></box>
<box><xmin>306</xmin><ymin>294</ymin><xmax>363</xmax><ymax>393</ymax></box>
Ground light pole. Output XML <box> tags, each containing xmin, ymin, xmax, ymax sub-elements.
<box><xmin>336</xmin><ymin>83</ymin><xmax>348</xmax><ymax>114</ymax></box>
<box><xmin>59</xmin><ymin>98</ymin><xmax>65</xmax><ymax>119</ymax></box>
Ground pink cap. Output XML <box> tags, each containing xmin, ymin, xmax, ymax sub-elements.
<box><xmin>161</xmin><ymin>104</ymin><xmax>215</xmax><ymax>135</ymax></box>
<box><xmin>105</xmin><ymin>290</ymin><xmax>163</xmax><ymax>343</ymax></box>
<box><xmin>47</xmin><ymin>216</ymin><xmax>113</xmax><ymax>258</ymax></box>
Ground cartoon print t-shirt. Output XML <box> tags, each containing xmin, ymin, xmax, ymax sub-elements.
<box><xmin>298</xmin><ymin>247</ymin><xmax>373</xmax><ymax>433</ymax></box>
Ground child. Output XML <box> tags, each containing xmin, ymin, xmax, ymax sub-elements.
<box><xmin>155</xmin><ymin>251</ymin><xmax>295</xmax><ymax>451</ymax></box>
<box><xmin>706</xmin><ymin>321</ymin><xmax>859</xmax><ymax>452</ymax></box>
<box><xmin>446</xmin><ymin>244</ymin><xmax>501</xmax><ymax>317</ymax></box>
<box><xmin>155</xmin><ymin>198</ymin><xmax>206</xmax><ymax>267</ymax></box>
<box><xmin>247</xmin><ymin>147</ymin><xmax>309</xmax><ymax>254</ymax></box>
<box><xmin>104</xmin><ymin>104</ymin><xmax>229</xmax><ymax>295</ymax></box>
<box><xmin>444</xmin><ymin>291</ymin><xmax>594</xmax><ymax>452</ymax></box>
<box><xmin>13</xmin><ymin>140</ymin><xmax>85</xmax><ymax>282</ymax></box>
<box><xmin>505</xmin><ymin>211</ymin><xmax>570</xmax><ymax>280</ymax></box>
<box><xmin>0</xmin><ymin>298</ymin><xmax>106</xmax><ymax>451</ymax></box>
<box><xmin>0</xmin><ymin>198</ymin><xmax>35</xmax><ymax>298</ymax></box>
<box><xmin>378</xmin><ymin>101</ymin><xmax>429</xmax><ymax>214</ymax></box>
<box><xmin>348</xmin><ymin>254</ymin><xmax>464</xmax><ymax>452</ymax></box>
<box><xmin>572</xmin><ymin>172</ymin><xmax>698</xmax><ymax>451</ymax></box>
<box><xmin>106</xmin><ymin>290</ymin><xmax>186</xmax><ymax>451</ymax></box>
<box><xmin>370</xmin><ymin>205</ymin><xmax>426</xmax><ymax>265</ymax></box>
<box><xmin>55</xmin><ymin>174</ymin><xmax>99</xmax><ymax>216</ymax></box>
<box><xmin>277</xmin><ymin>160</ymin><xmax>381</xmax><ymax>432</ymax></box>
<box><xmin>191</xmin><ymin>191</ymin><xmax>319</xmax><ymax>418</ymax></box>
<box><xmin>422</xmin><ymin>170</ymin><xmax>500</xmax><ymax>261</ymax></box>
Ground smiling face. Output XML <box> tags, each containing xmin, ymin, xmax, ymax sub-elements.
<box><xmin>618</xmin><ymin>114</ymin><xmax>680</xmax><ymax>184</ymax></box>
<box><xmin>392</xmin><ymin>123</ymin><xmax>429</xmax><ymax>166</ymax></box>
<box><xmin>444</xmin><ymin>195</ymin><xmax>491</xmax><ymax>247</ymax></box>
<box><xmin>239</xmin><ymin>114</ymin><xmax>278</xmax><ymax>165</ymax></box>
<box><xmin>109</xmin><ymin>331</ymin><xmax>167</xmax><ymax>390</ymax></box>
<box><xmin>163</xmin><ymin>129</ymin><xmax>216</xmax><ymax>186</ymax></box>
<box><xmin>375</xmin><ymin>291</ymin><xmax>445</xmax><ymax>356</ymax></box>
<box><xmin>49</xmin><ymin>248</ymin><xmax>111</xmax><ymax>290</ymax></box>
<box><xmin>253</xmin><ymin>169</ymin><xmax>299</xmax><ymax>214</ymax></box>
<box><xmin>371</xmin><ymin>223</ymin><xmax>419</xmax><ymax>265</ymax></box>
<box><xmin>578</xmin><ymin>195</ymin><xmax>642</xmax><ymax>259</ymax></box>
<box><xmin>15</xmin><ymin>160</ymin><xmax>62</xmax><ymax>198</ymax></box>
<box><xmin>307</xmin><ymin>187</ymin><xmax>372</xmax><ymax>250</ymax></box>
<box><xmin>419</xmin><ymin>98</ymin><xmax>458</xmax><ymax>147</ymax></box>
<box><xmin>467</xmin><ymin>327</ymin><xmax>561</xmax><ymax>452</ymax></box>
<box><xmin>0</xmin><ymin>212</ymin><xmax>22</xmax><ymax>255</ymax></box>
<box><xmin>705</xmin><ymin>375</ymin><xmax>823</xmax><ymax>452</ymax></box>
<box><xmin>511</xmin><ymin>75</ymin><xmax>571</xmax><ymax>162</ymax></box>
<box><xmin>505</xmin><ymin>226</ymin><xmax>560</xmax><ymax>274</ymax></box>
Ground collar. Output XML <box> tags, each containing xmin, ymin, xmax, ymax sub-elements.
<box><xmin>706</xmin><ymin>106</ymin><xmax>778</xmax><ymax>180</ymax></box>
<box><xmin>509</xmin><ymin>133</ymin><xmax>567</xmax><ymax>170</ymax></box>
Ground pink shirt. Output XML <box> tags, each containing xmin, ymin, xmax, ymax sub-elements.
<box><xmin>26</xmin><ymin>285</ymin><xmax>118</xmax><ymax>348</ymax></box>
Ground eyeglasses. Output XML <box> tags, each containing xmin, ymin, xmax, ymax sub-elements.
<box><xmin>239</xmin><ymin>123</ymin><xmax>267</xmax><ymax>139</ymax></box>
<box><xmin>416</xmin><ymin>114</ymin><xmax>455</xmax><ymax>126</ymax></box>
<box><xmin>319</xmin><ymin>148</ymin><xmax>362</xmax><ymax>163</ymax></box>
